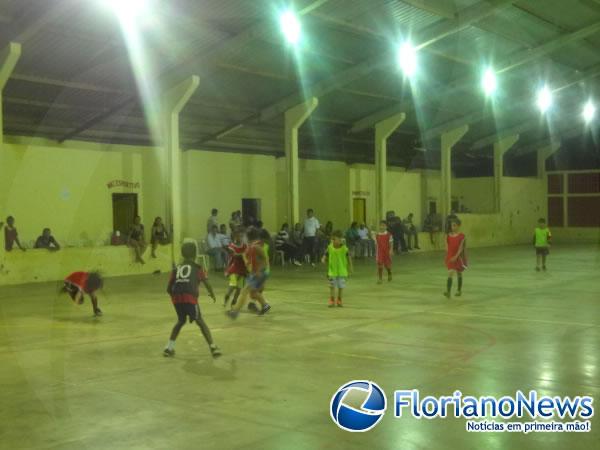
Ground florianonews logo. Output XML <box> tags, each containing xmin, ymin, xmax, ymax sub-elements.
<box><xmin>330</xmin><ymin>380</ymin><xmax>387</xmax><ymax>432</ymax></box>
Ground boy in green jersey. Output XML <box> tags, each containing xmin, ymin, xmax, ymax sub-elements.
<box><xmin>322</xmin><ymin>230</ymin><xmax>353</xmax><ymax>307</ymax></box>
<box><xmin>533</xmin><ymin>218</ymin><xmax>552</xmax><ymax>271</ymax></box>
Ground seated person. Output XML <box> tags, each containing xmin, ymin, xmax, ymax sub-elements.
<box><xmin>218</xmin><ymin>224</ymin><xmax>231</xmax><ymax>247</ymax></box>
<box><xmin>207</xmin><ymin>225</ymin><xmax>228</xmax><ymax>270</ymax></box>
<box><xmin>151</xmin><ymin>216</ymin><xmax>169</xmax><ymax>258</ymax></box>
<box><xmin>275</xmin><ymin>223</ymin><xmax>302</xmax><ymax>266</ymax></box>
<box><xmin>423</xmin><ymin>212</ymin><xmax>442</xmax><ymax>245</ymax></box>
<box><xmin>357</xmin><ymin>223</ymin><xmax>375</xmax><ymax>257</ymax></box>
<box><xmin>4</xmin><ymin>216</ymin><xmax>26</xmax><ymax>251</ymax></box>
<box><xmin>128</xmin><ymin>215</ymin><xmax>147</xmax><ymax>264</ymax></box>
<box><xmin>34</xmin><ymin>228</ymin><xmax>60</xmax><ymax>251</ymax></box>
<box><xmin>345</xmin><ymin>222</ymin><xmax>360</xmax><ymax>255</ymax></box>
<box><xmin>403</xmin><ymin>213</ymin><xmax>420</xmax><ymax>250</ymax></box>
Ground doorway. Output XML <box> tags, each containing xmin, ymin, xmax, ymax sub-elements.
<box><xmin>352</xmin><ymin>198</ymin><xmax>366</xmax><ymax>224</ymax></box>
<box><xmin>242</xmin><ymin>198</ymin><xmax>261</xmax><ymax>226</ymax></box>
<box><xmin>112</xmin><ymin>193</ymin><xmax>138</xmax><ymax>236</ymax></box>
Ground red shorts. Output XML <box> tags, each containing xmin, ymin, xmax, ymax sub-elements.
<box><xmin>377</xmin><ymin>255</ymin><xmax>392</xmax><ymax>269</ymax></box>
<box><xmin>445</xmin><ymin>257</ymin><xmax>467</xmax><ymax>272</ymax></box>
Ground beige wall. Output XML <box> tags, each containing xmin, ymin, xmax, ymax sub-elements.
<box><xmin>452</xmin><ymin>177</ymin><xmax>495</xmax><ymax>213</ymax></box>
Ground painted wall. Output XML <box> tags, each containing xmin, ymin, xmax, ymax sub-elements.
<box><xmin>452</xmin><ymin>177</ymin><xmax>495</xmax><ymax>213</ymax></box>
<box><xmin>181</xmin><ymin>150</ymin><xmax>279</xmax><ymax>238</ymax></box>
<box><xmin>0</xmin><ymin>137</ymin><xmax>152</xmax><ymax>247</ymax></box>
<box><xmin>349</xmin><ymin>165</ymin><xmax>422</xmax><ymax>228</ymax></box>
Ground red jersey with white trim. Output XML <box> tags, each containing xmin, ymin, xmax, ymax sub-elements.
<box><xmin>167</xmin><ymin>262</ymin><xmax>207</xmax><ymax>305</ymax></box>
<box><xmin>226</xmin><ymin>242</ymin><xmax>248</xmax><ymax>276</ymax></box>
<box><xmin>445</xmin><ymin>233</ymin><xmax>467</xmax><ymax>271</ymax></box>
<box><xmin>376</xmin><ymin>232</ymin><xmax>392</xmax><ymax>260</ymax></box>
<box><xmin>65</xmin><ymin>272</ymin><xmax>90</xmax><ymax>293</ymax></box>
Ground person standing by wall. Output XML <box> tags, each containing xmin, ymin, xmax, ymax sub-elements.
<box><xmin>4</xmin><ymin>216</ymin><xmax>26</xmax><ymax>252</ymax></box>
<box><xmin>34</xmin><ymin>228</ymin><xmax>60</xmax><ymax>251</ymax></box>
<box><xmin>303</xmin><ymin>209</ymin><xmax>320</xmax><ymax>267</ymax></box>
<box><xmin>206</xmin><ymin>208</ymin><xmax>219</xmax><ymax>234</ymax></box>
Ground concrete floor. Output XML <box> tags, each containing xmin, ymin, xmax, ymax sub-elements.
<box><xmin>1</xmin><ymin>244</ymin><xmax>599</xmax><ymax>450</ymax></box>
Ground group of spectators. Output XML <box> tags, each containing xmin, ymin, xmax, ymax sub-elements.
<box><xmin>118</xmin><ymin>215</ymin><xmax>170</xmax><ymax>264</ymax></box>
<box><xmin>2</xmin><ymin>216</ymin><xmax>61</xmax><ymax>252</ymax></box>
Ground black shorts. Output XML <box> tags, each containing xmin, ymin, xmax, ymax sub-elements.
<box><xmin>535</xmin><ymin>247</ymin><xmax>549</xmax><ymax>256</ymax></box>
<box><xmin>174</xmin><ymin>303</ymin><xmax>200</xmax><ymax>323</ymax></box>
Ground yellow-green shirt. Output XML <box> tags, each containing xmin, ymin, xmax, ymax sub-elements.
<box><xmin>327</xmin><ymin>243</ymin><xmax>349</xmax><ymax>277</ymax></box>
<box><xmin>534</xmin><ymin>227</ymin><xmax>551</xmax><ymax>247</ymax></box>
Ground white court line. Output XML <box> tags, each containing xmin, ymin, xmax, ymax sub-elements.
<box><xmin>429</xmin><ymin>311</ymin><xmax>600</xmax><ymax>328</ymax></box>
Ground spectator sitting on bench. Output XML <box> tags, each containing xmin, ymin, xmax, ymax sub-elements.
<box><xmin>207</xmin><ymin>225</ymin><xmax>227</xmax><ymax>271</ymax></box>
<box><xmin>403</xmin><ymin>213</ymin><xmax>420</xmax><ymax>250</ymax></box>
<box><xmin>150</xmin><ymin>216</ymin><xmax>169</xmax><ymax>258</ymax></box>
<box><xmin>4</xmin><ymin>216</ymin><xmax>26</xmax><ymax>252</ymax></box>
<box><xmin>423</xmin><ymin>211</ymin><xmax>442</xmax><ymax>245</ymax></box>
<box><xmin>34</xmin><ymin>228</ymin><xmax>60</xmax><ymax>251</ymax></box>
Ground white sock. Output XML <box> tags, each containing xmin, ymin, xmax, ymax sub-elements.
<box><xmin>167</xmin><ymin>340</ymin><xmax>175</xmax><ymax>350</ymax></box>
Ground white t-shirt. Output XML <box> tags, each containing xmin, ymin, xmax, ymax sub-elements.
<box><xmin>358</xmin><ymin>228</ymin><xmax>369</xmax><ymax>239</ymax></box>
<box><xmin>303</xmin><ymin>216</ymin><xmax>320</xmax><ymax>237</ymax></box>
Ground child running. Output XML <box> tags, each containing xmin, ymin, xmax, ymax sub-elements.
<box><xmin>224</xmin><ymin>228</ymin><xmax>247</xmax><ymax>308</ymax></box>
<box><xmin>444</xmin><ymin>219</ymin><xmax>467</xmax><ymax>298</ymax></box>
<box><xmin>227</xmin><ymin>227</ymin><xmax>271</xmax><ymax>319</ymax></box>
<box><xmin>533</xmin><ymin>218</ymin><xmax>552</xmax><ymax>271</ymax></box>
<box><xmin>62</xmin><ymin>271</ymin><xmax>104</xmax><ymax>316</ymax></box>
<box><xmin>322</xmin><ymin>230</ymin><xmax>353</xmax><ymax>307</ymax></box>
<box><xmin>375</xmin><ymin>220</ymin><xmax>393</xmax><ymax>284</ymax></box>
<box><xmin>164</xmin><ymin>242</ymin><xmax>221</xmax><ymax>358</ymax></box>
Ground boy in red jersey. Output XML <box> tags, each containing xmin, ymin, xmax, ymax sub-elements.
<box><xmin>163</xmin><ymin>242</ymin><xmax>221</xmax><ymax>358</ymax></box>
<box><xmin>444</xmin><ymin>219</ymin><xmax>467</xmax><ymax>298</ymax></box>
<box><xmin>224</xmin><ymin>229</ymin><xmax>247</xmax><ymax>308</ymax></box>
<box><xmin>227</xmin><ymin>227</ymin><xmax>271</xmax><ymax>319</ymax></box>
<box><xmin>375</xmin><ymin>220</ymin><xmax>393</xmax><ymax>284</ymax></box>
<box><xmin>62</xmin><ymin>271</ymin><xmax>104</xmax><ymax>316</ymax></box>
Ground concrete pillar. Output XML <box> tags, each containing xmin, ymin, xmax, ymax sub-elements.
<box><xmin>374</xmin><ymin>112</ymin><xmax>406</xmax><ymax>221</ymax></box>
<box><xmin>493</xmin><ymin>134</ymin><xmax>519</xmax><ymax>212</ymax></box>
<box><xmin>440</xmin><ymin>125</ymin><xmax>469</xmax><ymax>218</ymax></box>
<box><xmin>284</xmin><ymin>97</ymin><xmax>318</xmax><ymax>225</ymax></box>
<box><xmin>161</xmin><ymin>75</ymin><xmax>199</xmax><ymax>263</ymax></box>
<box><xmin>537</xmin><ymin>141</ymin><xmax>560</xmax><ymax>180</ymax></box>
<box><xmin>0</xmin><ymin>42</ymin><xmax>22</xmax><ymax>147</ymax></box>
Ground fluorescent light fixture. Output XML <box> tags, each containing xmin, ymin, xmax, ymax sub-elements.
<box><xmin>536</xmin><ymin>85</ymin><xmax>552</xmax><ymax>113</ymax></box>
<box><xmin>481</xmin><ymin>68</ymin><xmax>497</xmax><ymax>96</ymax></box>
<box><xmin>280</xmin><ymin>11</ymin><xmax>301</xmax><ymax>45</ymax></box>
<box><xmin>397</xmin><ymin>42</ymin><xmax>417</xmax><ymax>78</ymax></box>
<box><xmin>582</xmin><ymin>100</ymin><xmax>596</xmax><ymax>123</ymax></box>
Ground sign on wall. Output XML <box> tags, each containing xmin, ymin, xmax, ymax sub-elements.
<box><xmin>107</xmin><ymin>180</ymin><xmax>140</xmax><ymax>189</ymax></box>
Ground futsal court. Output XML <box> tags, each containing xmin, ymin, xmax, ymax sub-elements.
<box><xmin>1</xmin><ymin>244</ymin><xmax>599</xmax><ymax>449</ymax></box>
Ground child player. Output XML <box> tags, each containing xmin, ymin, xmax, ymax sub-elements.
<box><xmin>224</xmin><ymin>228</ymin><xmax>247</xmax><ymax>308</ymax></box>
<box><xmin>227</xmin><ymin>227</ymin><xmax>271</xmax><ymax>319</ymax></box>
<box><xmin>164</xmin><ymin>242</ymin><xmax>221</xmax><ymax>358</ymax></box>
<box><xmin>444</xmin><ymin>219</ymin><xmax>467</xmax><ymax>298</ymax></box>
<box><xmin>375</xmin><ymin>220</ymin><xmax>393</xmax><ymax>284</ymax></box>
<box><xmin>322</xmin><ymin>230</ymin><xmax>353</xmax><ymax>307</ymax></box>
<box><xmin>533</xmin><ymin>218</ymin><xmax>552</xmax><ymax>271</ymax></box>
<box><xmin>62</xmin><ymin>271</ymin><xmax>104</xmax><ymax>316</ymax></box>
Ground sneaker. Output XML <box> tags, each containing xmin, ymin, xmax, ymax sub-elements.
<box><xmin>311</xmin><ymin>262</ymin><xmax>316</xmax><ymax>268</ymax></box>
<box><xmin>226</xmin><ymin>310</ymin><xmax>239</xmax><ymax>320</ymax></box>
<box><xmin>414</xmin><ymin>246</ymin><xmax>420</xmax><ymax>250</ymax></box>
<box><xmin>163</xmin><ymin>348</ymin><xmax>175</xmax><ymax>357</ymax></box>
<box><xmin>455</xmin><ymin>291</ymin><xmax>462</xmax><ymax>297</ymax></box>
<box><xmin>443</xmin><ymin>291</ymin><xmax>450</xmax><ymax>298</ymax></box>
<box><xmin>293</xmin><ymin>260</ymin><xmax>302</xmax><ymax>267</ymax></box>
<box><xmin>248</xmin><ymin>302</ymin><xmax>259</xmax><ymax>313</ymax></box>
<box><xmin>94</xmin><ymin>309</ymin><xmax>103</xmax><ymax>317</ymax></box>
<box><xmin>258</xmin><ymin>304</ymin><xmax>271</xmax><ymax>315</ymax></box>
<box><xmin>535</xmin><ymin>267</ymin><xmax>541</xmax><ymax>272</ymax></box>
<box><xmin>328</xmin><ymin>298</ymin><xmax>335</xmax><ymax>307</ymax></box>
<box><xmin>336</xmin><ymin>299</ymin><xmax>343</xmax><ymax>307</ymax></box>
<box><xmin>210</xmin><ymin>345</ymin><xmax>222</xmax><ymax>358</ymax></box>
<box><xmin>377</xmin><ymin>279</ymin><xmax>383</xmax><ymax>285</ymax></box>
<box><xmin>388</xmin><ymin>274</ymin><xmax>392</xmax><ymax>282</ymax></box>
<box><xmin>542</xmin><ymin>266</ymin><xmax>547</xmax><ymax>271</ymax></box>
